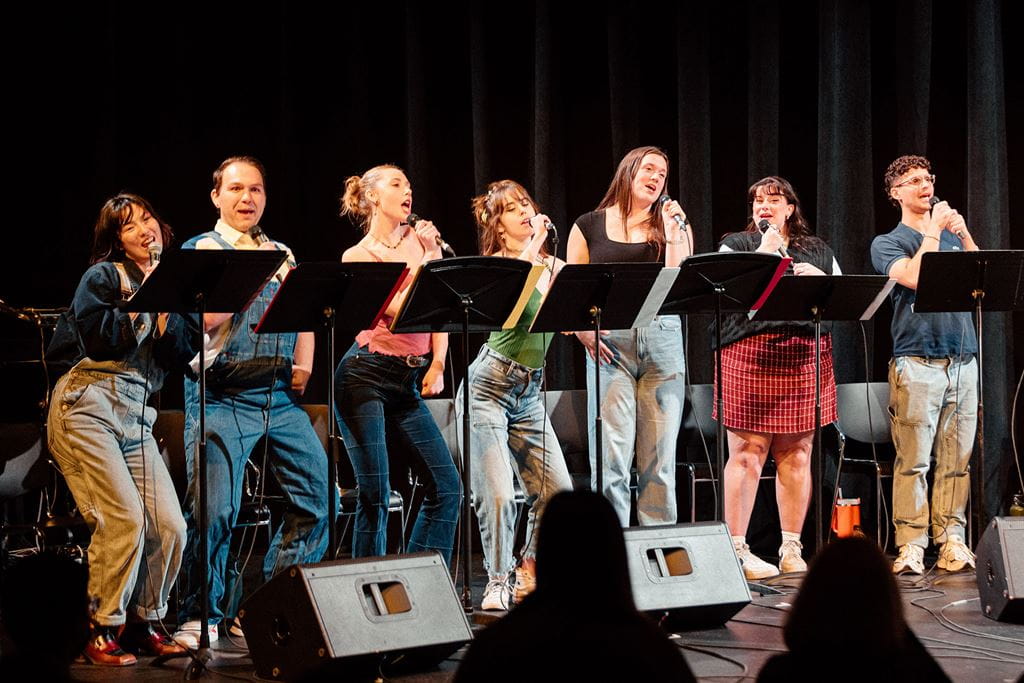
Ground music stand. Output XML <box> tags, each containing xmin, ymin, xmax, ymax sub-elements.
<box><xmin>254</xmin><ymin>262</ymin><xmax>407</xmax><ymax>558</ymax></box>
<box><xmin>915</xmin><ymin>250</ymin><xmax>1024</xmax><ymax>541</ymax></box>
<box><xmin>750</xmin><ymin>275</ymin><xmax>893</xmax><ymax>551</ymax></box>
<box><xmin>126</xmin><ymin>248</ymin><xmax>285</xmax><ymax>677</ymax></box>
<box><xmin>658</xmin><ymin>252</ymin><xmax>790</xmax><ymax>521</ymax></box>
<box><xmin>530</xmin><ymin>263</ymin><xmax>668</xmax><ymax>504</ymax></box>
<box><xmin>390</xmin><ymin>256</ymin><xmax>538</xmax><ymax>613</ymax></box>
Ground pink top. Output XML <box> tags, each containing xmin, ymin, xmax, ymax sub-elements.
<box><xmin>356</xmin><ymin>317</ymin><xmax>431</xmax><ymax>356</ymax></box>
<box><xmin>354</xmin><ymin>261</ymin><xmax>431</xmax><ymax>356</ymax></box>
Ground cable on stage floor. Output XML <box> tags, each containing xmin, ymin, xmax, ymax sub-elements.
<box><xmin>674</xmin><ymin>641</ymin><xmax>749</xmax><ymax>678</ymax></box>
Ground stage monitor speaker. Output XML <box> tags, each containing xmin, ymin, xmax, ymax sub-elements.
<box><xmin>975</xmin><ymin>516</ymin><xmax>1024</xmax><ymax>624</ymax></box>
<box><xmin>623</xmin><ymin>521</ymin><xmax>751</xmax><ymax>631</ymax></box>
<box><xmin>239</xmin><ymin>552</ymin><xmax>472</xmax><ymax>680</ymax></box>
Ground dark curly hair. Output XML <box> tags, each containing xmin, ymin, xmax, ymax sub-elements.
<box><xmin>883</xmin><ymin>155</ymin><xmax>931</xmax><ymax>207</ymax></box>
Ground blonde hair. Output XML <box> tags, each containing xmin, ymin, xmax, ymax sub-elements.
<box><xmin>339</xmin><ymin>164</ymin><xmax>403</xmax><ymax>232</ymax></box>
<box><xmin>471</xmin><ymin>179</ymin><xmax>547</xmax><ymax>257</ymax></box>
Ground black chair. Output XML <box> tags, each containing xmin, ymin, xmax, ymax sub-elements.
<box><xmin>1</xmin><ymin>422</ymin><xmax>87</xmax><ymax>568</ymax></box>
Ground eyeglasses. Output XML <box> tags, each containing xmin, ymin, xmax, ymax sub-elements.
<box><xmin>894</xmin><ymin>174</ymin><xmax>936</xmax><ymax>188</ymax></box>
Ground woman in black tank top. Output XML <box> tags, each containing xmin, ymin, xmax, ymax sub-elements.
<box><xmin>564</xmin><ymin>146</ymin><xmax>695</xmax><ymax>527</ymax></box>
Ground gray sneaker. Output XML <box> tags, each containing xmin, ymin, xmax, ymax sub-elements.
<box><xmin>936</xmin><ymin>537</ymin><xmax>975</xmax><ymax>572</ymax></box>
<box><xmin>481</xmin><ymin>577</ymin><xmax>512</xmax><ymax>611</ymax></box>
<box><xmin>734</xmin><ymin>541</ymin><xmax>780</xmax><ymax>580</ymax></box>
<box><xmin>778</xmin><ymin>539</ymin><xmax>807</xmax><ymax>573</ymax></box>
<box><xmin>892</xmin><ymin>544</ymin><xmax>925</xmax><ymax>575</ymax></box>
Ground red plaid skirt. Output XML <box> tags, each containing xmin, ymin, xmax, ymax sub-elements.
<box><xmin>713</xmin><ymin>328</ymin><xmax>837</xmax><ymax>434</ymax></box>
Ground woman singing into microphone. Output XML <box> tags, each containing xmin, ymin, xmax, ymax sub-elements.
<box><xmin>335</xmin><ymin>165</ymin><xmax>461</xmax><ymax>563</ymax></box>
<box><xmin>457</xmin><ymin>180</ymin><xmax>574</xmax><ymax>610</ymax></box>
<box><xmin>47</xmin><ymin>194</ymin><xmax>197</xmax><ymax>665</ymax></box>
<box><xmin>716</xmin><ymin>176</ymin><xmax>840</xmax><ymax>579</ymax></box>
<box><xmin>566</xmin><ymin>146</ymin><xmax>694</xmax><ymax>527</ymax></box>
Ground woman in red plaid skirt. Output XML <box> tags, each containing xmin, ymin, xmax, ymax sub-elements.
<box><xmin>715</xmin><ymin>177</ymin><xmax>840</xmax><ymax>580</ymax></box>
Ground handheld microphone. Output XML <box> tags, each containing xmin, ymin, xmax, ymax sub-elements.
<box><xmin>406</xmin><ymin>213</ymin><xmax>456</xmax><ymax>256</ymax></box>
<box><xmin>147</xmin><ymin>244</ymin><xmax>162</xmax><ymax>268</ymax></box>
<box><xmin>659</xmin><ymin>194</ymin><xmax>688</xmax><ymax>228</ymax></box>
<box><xmin>249</xmin><ymin>225</ymin><xmax>268</xmax><ymax>244</ymax></box>
<box><xmin>929</xmin><ymin>196</ymin><xmax>965</xmax><ymax>240</ymax></box>
<box><xmin>248</xmin><ymin>225</ymin><xmax>288</xmax><ymax>281</ymax></box>
<box><xmin>757</xmin><ymin>219</ymin><xmax>790</xmax><ymax>258</ymax></box>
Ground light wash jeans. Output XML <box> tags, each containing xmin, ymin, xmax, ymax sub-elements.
<box><xmin>48</xmin><ymin>370</ymin><xmax>186</xmax><ymax>627</ymax></box>
<box><xmin>889</xmin><ymin>355</ymin><xmax>978</xmax><ymax>548</ymax></box>
<box><xmin>587</xmin><ymin>315</ymin><xmax>685</xmax><ymax>526</ymax></box>
<box><xmin>456</xmin><ymin>346</ymin><xmax>573</xmax><ymax>578</ymax></box>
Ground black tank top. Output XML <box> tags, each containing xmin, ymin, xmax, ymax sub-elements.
<box><xmin>574</xmin><ymin>210</ymin><xmax>661</xmax><ymax>263</ymax></box>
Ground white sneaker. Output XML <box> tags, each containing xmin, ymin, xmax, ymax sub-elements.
<box><xmin>172</xmin><ymin>621</ymin><xmax>218</xmax><ymax>649</ymax></box>
<box><xmin>480</xmin><ymin>577</ymin><xmax>512</xmax><ymax>611</ymax></box>
<box><xmin>512</xmin><ymin>566</ymin><xmax>536</xmax><ymax>604</ymax></box>
<box><xmin>892</xmin><ymin>544</ymin><xmax>925</xmax><ymax>575</ymax></box>
<box><xmin>778</xmin><ymin>539</ymin><xmax>807</xmax><ymax>573</ymax></box>
<box><xmin>936</xmin><ymin>537</ymin><xmax>976</xmax><ymax>572</ymax></box>
<box><xmin>733</xmin><ymin>541</ymin><xmax>780</xmax><ymax>580</ymax></box>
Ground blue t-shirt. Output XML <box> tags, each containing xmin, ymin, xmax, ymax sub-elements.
<box><xmin>870</xmin><ymin>223</ymin><xmax>978</xmax><ymax>358</ymax></box>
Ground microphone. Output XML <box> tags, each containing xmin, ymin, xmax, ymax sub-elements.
<box><xmin>659</xmin><ymin>195</ymin><xmax>688</xmax><ymax>228</ymax></box>
<box><xmin>757</xmin><ymin>219</ymin><xmax>790</xmax><ymax>258</ymax></box>
<box><xmin>929</xmin><ymin>196</ymin><xmax>965</xmax><ymax>240</ymax></box>
<box><xmin>249</xmin><ymin>225</ymin><xmax>268</xmax><ymax>244</ymax></box>
<box><xmin>406</xmin><ymin>213</ymin><xmax>456</xmax><ymax>256</ymax></box>
<box><xmin>248</xmin><ymin>225</ymin><xmax>288</xmax><ymax>282</ymax></box>
<box><xmin>148</xmin><ymin>243</ymin><xmax>162</xmax><ymax>268</ymax></box>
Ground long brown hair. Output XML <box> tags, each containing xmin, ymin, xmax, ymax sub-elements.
<box><xmin>91</xmin><ymin>193</ymin><xmax>173</xmax><ymax>265</ymax></box>
<box><xmin>744</xmin><ymin>176</ymin><xmax>813</xmax><ymax>248</ymax></box>
<box><xmin>596</xmin><ymin>146</ymin><xmax>670</xmax><ymax>255</ymax></box>
<box><xmin>471</xmin><ymin>179</ymin><xmax>548</xmax><ymax>257</ymax></box>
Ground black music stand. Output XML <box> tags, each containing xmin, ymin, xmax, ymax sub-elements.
<box><xmin>530</xmin><ymin>263</ymin><xmax>667</xmax><ymax>505</ymax></box>
<box><xmin>915</xmin><ymin>250</ymin><xmax>1024</xmax><ymax>542</ymax></box>
<box><xmin>750</xmin><ymin>275</ymin><xmax>893</xmax><ymax>551</ymax></box>
<box><xmin>658</xmin><ymin>252</ymin><xmax>789</xmax><ymax>521</ymax></box>
<box><xmin>390</xmin><ymin>256</ymin><xmax>538</xmax><ymax>613</ymax></box>
<box><xmin>126</xmin><ymin>248</ymin><xmax>285</xmax><ymax>678</ymax></box>
<box><xmin>254</xmin><ymin>262</ymin><xmax>407</xmax><ymax>559</ymax></box>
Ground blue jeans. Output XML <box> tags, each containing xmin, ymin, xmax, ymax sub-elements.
<box><xmin>334</xmin><ymin>345</ymin><xmax>461</xmax><ymax>564</ymax></box>
<box><xmin>456</xmin><ymin>346</ymin><xmax>573</xmax><ymax>578</ymax></box>
<box><xmin>179</xmin><ymin>378</ymin><xmax>329</xmax><ymax>624</ymax></box>
<box><xmin>587</xmin><ymin>316</ymin><xmax>685</xmax><ymax>526</ymax></box>
<box><xmin>889</xmin><ymin>355</ymin><xmax>978</xmax><ymax>548</ymax></box>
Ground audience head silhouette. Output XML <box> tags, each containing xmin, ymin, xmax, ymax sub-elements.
<box><xmin>784</xmin><ymin>536</ymin><xmax>905</xmax><ymax>654</ymax></box>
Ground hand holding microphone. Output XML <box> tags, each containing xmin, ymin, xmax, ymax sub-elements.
<box><xmin>928</xmin><ymin>196</ymin><xmax>967</xmax><ymax>241</ymax></box>
<box><xmin>658</xmin><ymin>194</ymin><xmax>688</xmax><ymax>230</ymax></box>
<box><xmin>757</xmin><ymin>219</ymin><xmax>789</xmax><ymax>258</ymax></box>
<box><xmin>406</xmin><ymin>213</ymin><xmax>456</xmax><ymax>256</ymax></box>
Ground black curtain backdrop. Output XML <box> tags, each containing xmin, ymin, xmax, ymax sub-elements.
<box><xmin>4</xmin><ymin>0</ymin><xmax>1021</xmax><ymax>512</ymax></box>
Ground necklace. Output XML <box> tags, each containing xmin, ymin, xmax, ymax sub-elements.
<box><xmin>369</xmin><ymin>228</ymin><xmax>408</xmax><ymax>250</ymax></box>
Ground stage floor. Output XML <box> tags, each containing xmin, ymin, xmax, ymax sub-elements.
<box><xmin>67</xmin><ymin>560</ymin><xmax>1024</xmax><ymax>682</ymax></box>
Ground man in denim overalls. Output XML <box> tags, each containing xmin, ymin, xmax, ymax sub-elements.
<box><xmin>174</xmin><ymin>156</ymin><xmax>328</xmax><ymax>647</ymax></box>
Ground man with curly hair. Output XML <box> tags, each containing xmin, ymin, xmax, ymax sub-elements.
<box><xmin>870</xmin><ymin>155</ymin><xmax>980</xmax><ymax>575</ymax></box>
